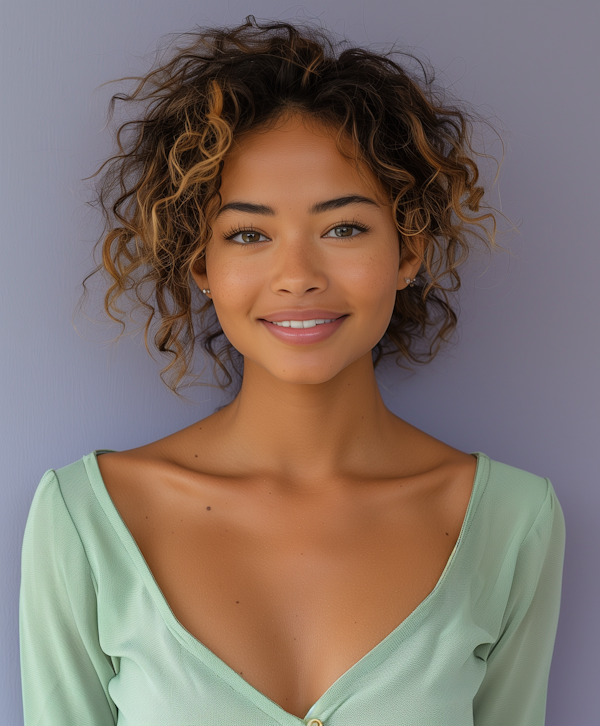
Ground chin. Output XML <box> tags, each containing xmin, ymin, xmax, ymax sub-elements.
<box><xmin>270</xmin><ymin>364</ymin><xmax>345</xmax><ymax>386</ymax></box>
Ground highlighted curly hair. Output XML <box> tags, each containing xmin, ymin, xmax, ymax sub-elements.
<box><xmin>80</xmin><ymin>15</ymin><xmax>501</xmax><ymax>396</ymax></box>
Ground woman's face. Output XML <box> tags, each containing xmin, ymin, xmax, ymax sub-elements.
<box><xmin>193</xmin><ymin>112</ymin><xmax>420</xmax><ymax>385</ymax></box>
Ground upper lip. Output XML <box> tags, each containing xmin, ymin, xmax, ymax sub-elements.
<box><xmin>260</xmin><ymin>309</ymin><xmax>348</xmax><ymax>323</ymax></box>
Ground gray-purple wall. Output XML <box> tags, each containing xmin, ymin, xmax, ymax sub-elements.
<box><xmin>2</xmin><ymin>1</ymin><xmax>598</xmax><ymax>723</ymax></box>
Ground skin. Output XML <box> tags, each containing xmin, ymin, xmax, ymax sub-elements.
<box><xmin>97</xmin><ymin>112</ymin><xmax>477</xmax><ymax>720</ymax></box>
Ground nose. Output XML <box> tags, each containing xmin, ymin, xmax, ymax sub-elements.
<box><xmin>269</xmin><ymin>233</ymin><xmax>328</xmax><ymax>296</ymax></box>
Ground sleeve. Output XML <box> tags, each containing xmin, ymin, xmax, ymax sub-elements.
<box><xmin>19</xmin><ymin>469</ymin><xmax>118</xmax><ymax>726</ymax></box>
<box><xmin>473</xmin><ymin>479</ymin><xmax>566</xmax><ymax>726</ymax></box>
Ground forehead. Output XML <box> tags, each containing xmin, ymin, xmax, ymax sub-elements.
<box><xmin>218</xmin><ymin>113</ymin><xmax>387</xmax><ymax>204</ymax></box>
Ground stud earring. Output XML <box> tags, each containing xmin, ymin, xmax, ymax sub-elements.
<box><xmin>404</xmin><ymin>277</ymin><xmax>416</xmax><ymax>287</ymax></box>
<box><xmin>201</xmin><ymin>288</ymin><xmax>211</xmax><ymax>295</ymax></box>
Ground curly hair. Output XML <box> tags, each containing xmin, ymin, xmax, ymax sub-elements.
<box><xmin>80</xmin><ymin>15</ymin><xmax>502</xmax><ymax>397</ymax></box>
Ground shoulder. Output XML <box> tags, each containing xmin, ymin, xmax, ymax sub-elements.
<box><xmin>50</xmin><ymin>451</ymin><xmax>110</xmax><ymax>519</ymax></box>
<box><xmin>483</xmin><ymin>456</ymin><xmax>556</xmax><ymax>514</ymax></box>
<box><xmin>27</xmin><ymin>455</ymin><xmax>93</xmax><ymax>524</ymax></box>
<box><xmin>22</xmin><ymin>460</ymin><xmax>96</xmax><ymax>580</ymax></box>
<box><xmin>26</xmin><ymin>451</ymin><xmax>123</xmax><ymax>554</ymax></box>
<box><xmin>474</xmin><ymin>454</ymin><xmax>564</xmax><ymax>550</ymax></box>
<box><xmin>93</xmin><ymin>446</ymin><xmax>177</xmax><ymax>513</ymax></box>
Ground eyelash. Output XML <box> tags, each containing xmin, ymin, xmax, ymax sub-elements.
<box><xmin>223</xmin><ymin>219</ymin><xmax>371</xmax><ymax>244</ymax></box>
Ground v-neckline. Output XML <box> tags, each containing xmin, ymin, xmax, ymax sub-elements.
<box><xmin>84</xmin><ymin>449</ymin><xmax>490</xmax><ymax>725</ymax></box>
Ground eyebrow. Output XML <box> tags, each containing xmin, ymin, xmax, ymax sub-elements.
<box><xmin>215</xmin><ymin>195</ymin><xmax>380</xmax><ymax>218</ymax></box>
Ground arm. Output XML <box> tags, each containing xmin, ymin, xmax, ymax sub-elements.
<box><xmin>19</xmin><ymin>469</ymin><xmax>118</xmax><ymax>725</ymax></box>
<box><xmin>473</xmin><ymin>479</ymin><xmax>566</xmax><ymax>725</ymax></box>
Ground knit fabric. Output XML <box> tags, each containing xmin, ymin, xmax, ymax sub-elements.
<box><xmin>20</xmin><ymin>450</ymin><xmax>565</xmax><ymax>725</ymax></box>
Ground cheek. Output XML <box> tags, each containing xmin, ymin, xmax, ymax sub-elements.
<box><xmin>205</xmin><ymin>252</ymin><xmax>263</xmax><ymax>339</ymax></box>
<box><xmin>337</xmin><ymin>245</ymin><xmax>399</xmax><ymax>313</ymax></box>
<box><xmin>207</xmin><ymin>244</ymin><xmax>257</xmax><ymax>298</ymax></box>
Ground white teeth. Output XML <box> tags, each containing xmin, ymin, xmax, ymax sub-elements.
<box><xmin>271</xmin><ymin>318</ymin><xmax>337</xmax><ymax>328</ymax></box>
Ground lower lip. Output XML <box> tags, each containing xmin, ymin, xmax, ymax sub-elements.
<box><xmin>260</xmin><ymin>316</ymin><xmax>348</xmax><ymax>345</ymax></box>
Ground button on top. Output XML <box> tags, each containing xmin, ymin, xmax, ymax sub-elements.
<box><xmin>306</xmin><ymin>720</ymin><xmax>323</xmax><ymax>726</ymax></box>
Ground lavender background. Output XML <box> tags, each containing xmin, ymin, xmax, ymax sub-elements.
<box><xmin>2</xmin><ymin>1</ymin><xmax>598</xmax><ymax>723</ymax></box>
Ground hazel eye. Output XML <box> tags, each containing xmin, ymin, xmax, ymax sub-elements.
<box><xmin>323</xmin><ymin>224</ymin><xmax>367</xmax><ymax>238</ymax></box>
<box><xmin>227</xmin><ymin>230</ymin><xmax>269</xmax><ymax>244</ymax></box>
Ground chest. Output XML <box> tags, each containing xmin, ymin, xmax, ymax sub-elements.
<box><xmin>106</xmin><ymin>472</ymin><xmax>466</xmax><ymax>720</ymax></box>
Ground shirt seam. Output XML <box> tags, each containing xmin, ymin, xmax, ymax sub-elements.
<box><xmin>35</xmin><ymin>468</ymin><xmax>118</xmax><ymax>722</ymax></box>
<box><xmin>486</xmin><ymin>477</ymin><xmax>555</xmax><ymax>659</ymax></box>
<box><xmin>50</xmin><ymin>468</ymin><xmax>100</xmax><ymax>593</ymax></box>
<box><xmin>518</xmin><ymin>477</ymin><xmax>553</xmax><ymax>551</ymax></box>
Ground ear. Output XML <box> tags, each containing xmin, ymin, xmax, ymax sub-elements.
<box><xmin>190</xmin><ymin>257</ymin><xmax>211</xmax><ymax>297</ymax></box>
<box><xmin>396</xmin><ymin>235</ymin><xmax>425</xmax><ymax>290</ymax></box>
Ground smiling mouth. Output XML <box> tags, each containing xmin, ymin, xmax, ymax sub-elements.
<box><xmin>264</xmin><ymin>316</ymin><xmax>345</xmax><ymax>328</ymax></box>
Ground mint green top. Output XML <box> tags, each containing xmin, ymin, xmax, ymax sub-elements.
<box><xmin>20</xmin><ymin>450</ymin><xmax>565</xmax><ymax>726</ymax></box>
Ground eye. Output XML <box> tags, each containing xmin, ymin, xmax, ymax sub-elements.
<box><xmin>224</xmin><ymin>227</ymin><xmax>270</xmax><ymax>245</ymax></box>
<box><xmin>323</xmin><ymin>222</ymin><xmax>370</xmax><ymax>238</ymax></box>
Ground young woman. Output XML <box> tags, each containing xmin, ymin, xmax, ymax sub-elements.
<box><xmin>19</xmin><ymin>17</ymin><xmax>565</xmax><ymax>726</ymax></box>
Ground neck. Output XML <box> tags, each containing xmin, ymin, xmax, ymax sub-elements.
<box><xmin>210</xmin><ymin>352</ymin><xmax>397</xmax><ymax>489</ymax></box>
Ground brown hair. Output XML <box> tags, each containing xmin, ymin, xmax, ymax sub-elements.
<box><xmin>79</xmin><ymin>15</ymin><xmax>502</xmax><ymax>396</ymax></box>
